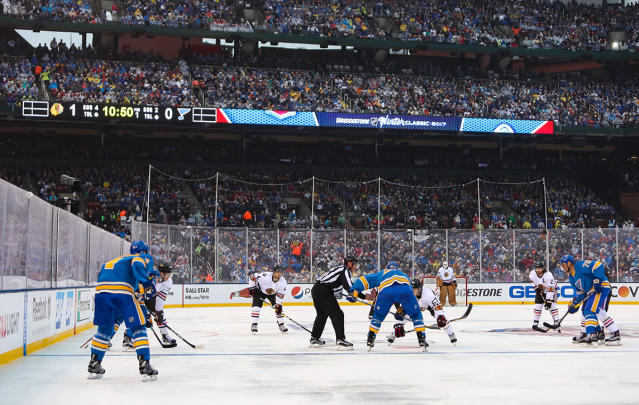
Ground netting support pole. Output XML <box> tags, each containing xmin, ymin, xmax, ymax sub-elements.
<box><xmin>55</xmin><ymin>209</ymin><xmax>60</xmax><ymax>288</ymax></box>
<box><xmin>615</xmin><ymin>226</ymin><xmax>619</xmax><ymax>282</ymax></box>
<box><xmin>581</xmin><ymin>228</ymin><xmax>584</xmax><ymax>260</ymax></box>
<box><xmin>411</xmin><ymin>230</ymin><xmax>415</xmax><ymax>279</ymax></box>
<box><xmin>476</xmin><ymin>178</ymin><xmax>481</xmax><ymax>226</ymax></box>
<box><xmin>512</xmin><ymin>229</ymin><xmax>516</xmax><ymax>282</ymax></box>
<box><xmin>543</xmin><ymin>177</ymin><xmax>550</xmax><ymax>272</ymax></box>
<box><xmin>215</xmin><ymin>227</ymin><xmax>218</xmax><ymax>283</ymax></box>
<box><xmin>214</xmin><ymin>172</ymin><xmax>219</xmax><ymax>228</ymax></box>
<box><xmin>86</xmin><ymin>222</ymin><xmax>90</xmax><ymax>286</ymax></box>
<box><xmin>189</xmin><ymin>227</ymin><xmax>193</xmax><ymax>283</ymax></box>
<box><xmin>310</xmin><ymin>176</ymin><xmax>315</xmax><ymax>280</ymax></box>
<box><xmin>445</xmin><ymin>229</ymin><xmax>449</xmax><ymax>264</ymax></box>
<box><xmin>146</xmin><ymin>164</ymin><xmax>151</xmax><ymax>242</ymax></box>
<box><xmin>277</xmin><ymin>228</ymin><xmax>280</xmax><ymax>265</ymax></box>
<box><xmin>245</xmin><ymin>227</ymin><xmax>249</xmax><ymax>276</ymax></box>
<box><xmin>343</xmin><ymin>228</ymin><xmax>347</xmax><ymax>258</ymax></box>
<box><xmin>377</xmin><ymin>177</ymin><xmax>381</xmax><ymax>271</ymax></box>
<box><xmin>479</xmin><ymin>229</ymin><xmax>483</xmax><ymax>282</ymax></box>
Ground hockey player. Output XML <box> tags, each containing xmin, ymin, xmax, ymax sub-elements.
<box><xmin>436</xmin><ymin>261</ymin><xmax>457</xmax><ymax>306</ymax></box>
<box><xmin>387</xmin><ymin>278</ymin><xmax>457</xmax><ymax>344</ymax></box>
<box><xmin>529</xmin><ymin>260</ymin><xmax>560</xmax><ymax>332</ymax></box>
<box><xmin>310</xmin><ymin>256</ymin><xmax>360</xmax><ymax>350</ymax></box>
<box><xmin>350</xmin><ymin>262</ymin><xmax>428</xmax><ymax>351</ymax></box>
<box><xmin>248</xmin><ymin>265</ymin><xmax>288</xmax><ymax>334</ymax></box>
<box><xmin>144</xmin><ymin>262</ymin><xmax>177</xmax><ymax>347</ymax></box>
<box><xmin>88</xmin><ymin>240</ymin><xmax>159</xmax><ymax>381</ymax></box>
<box><xmin>560</xmin><ymin>255</ymin><xmax>621</xmax><ymax>345</ymax></box>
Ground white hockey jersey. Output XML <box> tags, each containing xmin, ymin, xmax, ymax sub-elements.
<box><xmin>249</xmin><ymin>272</ymin><xmax>287</xmax><ymax>305</ymax></box>
<box><xmin>437</xmin><ymin>267</ymin><xmax>456</xmax><ymax>283</ymax></box>
<box><xmin>528</xmin><ymin>270</ymin><xmax>557</xmax><ymax>302</ymax></box>
<box><xmin>155</xmin><ymin>277</ymin><xmax>173</xmax><ymax>311</ymax></box>
<box><xmin>399</xmin><ymin>286</ymin><xmax>454</xmax><ymax>336</ymax></box>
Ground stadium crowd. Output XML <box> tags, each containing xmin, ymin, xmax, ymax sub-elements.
<box><xmin>3</xmin><ymin>0</ymin><xmax>638</xmax><ymax>52</ymax></box>
<box><xmin>1</xmin><ymin>41</ymin><xmax>638</xmax><ymax>127</ymax></box>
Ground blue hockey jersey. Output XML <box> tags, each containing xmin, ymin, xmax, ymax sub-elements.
<box><xmin>350</xmin><ymin>268</ymin><xmax>412</xmax><ymax>296</ymax></box>
<box><xmin>568</xmin><ymin>260</ymin><xmax>610</xmax><ymax>305</ymax></box>
<box><xmin>96</xmin><ymin>254</ymin><xmax>155</xmax><ymax>296</ymax></box>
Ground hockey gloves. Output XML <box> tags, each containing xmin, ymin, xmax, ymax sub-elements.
<box><xmin>593</xmin><ymin>279</ymin><xmax>602</xmax><ymax>293</ymax></box>
<box><xmin>248</xmin><ymin>286</ymin><xmax>257</xmax><ymax>297</ymax></box>
<box><xmin>394</xmin><ymin>323</ymin><xmax>405</xmax><ymax>338</ymax></box>
<box><xmin>345</xmin><ymin>294</ymin><xmax>358</xmax><ymax>303</ymax></box>
<box><xmin>437</xmin><ymin>315</ymin><xmax>447</xmax><ymax>328</ymax></box>
<box><xmin>274</xmin><ymin>304</ymin><xmax>283</xmax><ymax>315</ymax></box>
<box><xmin>567</xmin><ymin>303</ymin><xmax>579</xmax><ymax>314</ymax></box>
<box><xmin>544</xmin><ymin>301</ymin><xmax>552</xmax><ymax>310</ymax></box>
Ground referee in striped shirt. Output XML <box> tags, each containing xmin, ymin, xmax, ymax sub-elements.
<box><xmin>310</xmin><ymin>256</ymin><xmax>358</xmax><ymax>350</ymax></box>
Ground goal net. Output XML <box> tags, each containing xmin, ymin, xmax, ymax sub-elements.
<box><xmin>422</xmin><ymin>276</ymin><xmax>468</xmax><ymax>306</ymax></box>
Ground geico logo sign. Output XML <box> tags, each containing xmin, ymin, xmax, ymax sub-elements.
<box><xmin>459</xmin><ymin>288</ymin><xmax>502</xmax><ymax>297</ymax></box>
<box><xmin>0</xmin><ymin>312</ymin><xmax>20</xmax><ymax>339</ymax></box>
<box><xmin>509</xmin><ymin>286</ymin><xmax>575</xmax><ymax>299</ymax></box>
<box><xmin>612</xmin><ymin>285</ymin><xmax>639</xmax><ymax>298</ymax></box>
<box><xmin>33</xmin><ymin>296</ymin><xmax>51</xmax><ymax>322</ymax></box>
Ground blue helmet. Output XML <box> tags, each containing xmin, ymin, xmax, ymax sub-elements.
<box><xmin>560</xmin><ymin>254</ymin><xmax>575</xmax><ymax>264</ymax></box>
<box><xmin>386</xmin><ymin>261</ymin><xmax>399</xmax><ymax>270</ymax></box>
<box><xmin>130</xmin><ymin>240</ymin><xmax>149</xmax><ymax>255</ymax></box>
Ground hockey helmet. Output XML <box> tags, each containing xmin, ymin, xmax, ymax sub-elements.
<box><xmin>130</xmin><ymin>240</ymin><xmax>149</xmax><ymax>254</ymax></box>
<box><xmin>560</xmin><ymin>254</ymin><xmax>575</xmax><ymax>264</ymax></box>
<box><xmin>386</xmin><ymin>261</ymin><xmax>399</xmax><ymax>270</ymax></box>
<box><xmin>535</xmin><ymin>260</ymin><xmax>546</xmax><ymax>270</ymax></box>
<box><xmin>157</xmin><ymin>262</ymin><xmax>173</xmax><ymax>274</ymax></box>
<box><xmin>273</xmin><ymin>265</ymin><xmax>285</xmax><ymax>273</ymax></box>
<box><xmin>442</xmin><ymin>261</ymin><xmax>448</xmax><ymax>268</ymax></box>
<box><xmin>411</xmin><ymin>278</ymin><xmax>423</xmax><ymax>290</ymax></box>
<box><xmin>344</xmin><ymin>256</ymin><xmax>358</xmax><ymax>266</ymax></box>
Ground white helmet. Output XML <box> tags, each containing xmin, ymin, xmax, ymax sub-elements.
<box><xmin>443</xmin><ymin>261</ymin><xmax>448</xmax><ymax>268</ymax></box>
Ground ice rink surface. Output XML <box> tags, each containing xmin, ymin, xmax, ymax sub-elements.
<box><xmin>1</xmin><ymin>304</ymin><xmax>638</xmax><ymax>405</ymax></box>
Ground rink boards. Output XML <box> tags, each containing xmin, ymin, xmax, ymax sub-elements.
<box><xmin>0</xmin><ymin>288</ymin><xmax>95</xmax><ymax>365</ymax></box>
<box><xmin>161</xmin><ymin>282</ymin><xmax>639</xmax><ymax>307</ymax></box>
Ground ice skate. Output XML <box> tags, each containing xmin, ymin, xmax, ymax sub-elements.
<box><xmin>138</xmin><ymin>355</ymin><xmax>158</xmax><ymax>382</ymax></box>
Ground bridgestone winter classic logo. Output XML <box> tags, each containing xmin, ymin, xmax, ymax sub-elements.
<box><xmin>0</xmin><ymin>312</ymin><xmax>20</xmax><ymax>339</ymax></box>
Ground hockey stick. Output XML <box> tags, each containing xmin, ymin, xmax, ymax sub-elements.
<box><xmin>543</xmin><ymin>291</ymin><xmax>594</xmax><ymax>330</ymax></box>
<box><xmin>80</xmin><ymin>335</ymin><xmax>93</xmax><ymax>349</ymax></box>
<box><xmin>397</xmin><ymin>303</ymin><xmax>474</xmax><ymax>335</ymax></box>
<box><xmin>260</xmin><ymin>298</ymin><xmax>313</xmax><ymax>334</ymax></box>
<box><xmin>149</xmin><ymin>325</ymin><xmax>176</xmax><ymax>349</ymax></box>
<box><xmin>164</xmin><ymin>324</ymin><xmax>204</xmax><ymax>349</ymax></box>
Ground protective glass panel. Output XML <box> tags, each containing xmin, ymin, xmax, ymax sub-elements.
<box><xmin>0</xmin><ymin>182</ymin><xmax>28</xmax><ymax>289</ymax></box>
<box><xmin>218</xmin><ymin>228</ymin><xmax>246</xmax><ymax>283</ymax></box>
<box><xmin>248</xmin><ymin>229</ymin><xmax>277</xmax><ymax>274</ymax></box>
<box><xmin>279</xmin><ymin>230</ymin><xmax>311</xmax><ymax>282</ymax></box>
<box><xmin>192</xmin><ymin>227</ymin><xmax>217</xmax><ymax>284</ymax></box>
<box><xmin>413</xmin><ymin>230</ymin><xmax>446</xmax><ymax>279</ymax></box>
<box><xmin>583</xmin><ymin>228</ymin><xmax>617</xmax><ymax>281</ymax></box>
<box><xmin>346</xmin><ymin>230</ymin><xmax>378</xmax><ymax>275</ymax></box>
<box><xmin>311</xmin><ymin>229</ymin><xmax>344</xmax><ymax>274</ymax></box>
<box><xmin>618</xmin><ymin>229</ymin><xmax>639</xmax><ymax>282</ymax></box>
<box><xmin>549</xmin><ymin>230</ymin><xmax>582</xmax><ymax>282</ymax></box>
<box><xmin>380</xmin><ymin>230</ymin><xmax>412</xmax><ymax>276</ymax></box>
<box><xmin>448</xmin><ymin>230</ymin><xmax>479</xmax><ymax>282</ymax></box>
<box><xmin>481</xmin><ymin>230</ymin><xmax>514</xmax><ymax>282</ymax></box>
<box><xmin>514</xmin><ymin>230</ymin><xmax>547</xmax><ymax>282</ymax></box>
<box><xmin>26</xmin><ymin>196</ymin><xmax>53</xmax><ymax>288</ymax></box>
<box><xmin>168</xmin><ymin>226</ymin><xmax>192</xmax><ymax>284</ymax></box>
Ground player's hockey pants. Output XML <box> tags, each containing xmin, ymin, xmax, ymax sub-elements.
<box><xmin>440</xmin><ymin>284</ymin><xmax>457</xmax><ymax>306</ymax></box>
<box><xmin>369</xmin><ymin>283</ymin><xmax>424</xmax><ymax>335</ymax></box>
<box><xmin>582</xmin><ymin>285</ymin><xmax>611</xmax><ymax>334</ymax></box>
<box><xmin>311</xmin><ymin>283</ymin><xmax>345</xmax><ymax>340</ymax></box>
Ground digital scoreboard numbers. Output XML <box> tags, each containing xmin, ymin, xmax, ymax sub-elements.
<box><xmin>21</xmin><ymin>101</ymin><xmax>216</xmax><ymax>125</ymax></box>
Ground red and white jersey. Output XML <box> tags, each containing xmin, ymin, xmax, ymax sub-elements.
<box><xmin>155</xmin><ymin>277</ymin><xmax>173</xmax><ymax>312</ymax></box>
<box><xmin>437</xmin><ymin>267</ymin><xmax>456</xmax><ymax>283</ymax></box>
<box><xmin>249</xmin><ymin>272</ymin><xmax>287</xmax><ymax>305</ymax></box>
<box><xmin>418</xmin><ymin>287</ymin><xmax>446</xmax><ymax>319</ymax></box>
<box><xmin>528</xmin><ymin>270</ymin><xmax>557</xmax><ymax>302</ymax></box>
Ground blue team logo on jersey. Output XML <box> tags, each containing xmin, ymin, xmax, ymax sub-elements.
<box><xmin>291</xmin><ymin>286</ymin><xmax>304</xmax><ymax>299</ymax></box>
